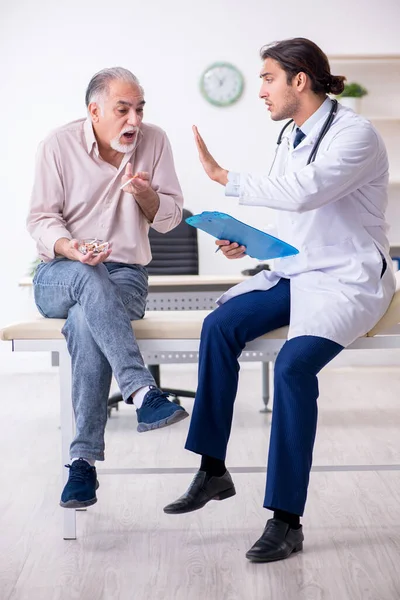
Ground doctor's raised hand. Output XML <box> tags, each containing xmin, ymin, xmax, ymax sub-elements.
<box><xmin>192</xmin><ymin>125</ymin><xmax>229</xmax><ymax>186</ymax></box>
<box><xmin>193</xmin><ymin>125</ymin><xmax>245</xmax><ymax>258</ymax></box>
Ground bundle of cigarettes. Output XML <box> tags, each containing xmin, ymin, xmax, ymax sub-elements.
<box><xmin>78</xmin><ymin>239</ymin><xmax>109</xmax><ymax>255</ymax></box>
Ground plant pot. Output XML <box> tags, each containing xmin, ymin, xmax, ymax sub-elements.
<box><xmin>339</xmin><ymin>97</ymin><xmax>362</xmax><ymax>113</ymax></box>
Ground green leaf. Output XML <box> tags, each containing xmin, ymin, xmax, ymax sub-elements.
<box><xmin>340</xmin><ymin>82</ymin><xmax>368</xmax><ymax>98</ymax></box>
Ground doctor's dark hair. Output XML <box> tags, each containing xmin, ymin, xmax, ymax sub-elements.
<box><xmin>260</xmin><ymin>38</ymin><xmax>346</xmax><ymax>95</ymax></box>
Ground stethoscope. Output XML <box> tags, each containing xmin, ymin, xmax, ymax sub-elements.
<box><xmin>269</xmin><ymin>99</ymin><xmax>338</xmax><ymax>174</ymax></box>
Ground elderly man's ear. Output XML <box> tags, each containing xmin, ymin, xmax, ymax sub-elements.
<box><xmin>88</xmin><ymin>103</ymin><xmax>101</xmax><ymax>123</ymax></box>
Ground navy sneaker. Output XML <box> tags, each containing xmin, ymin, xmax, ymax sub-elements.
<box><xmin>136</xmin><ymin>387</ymin><xmax>189</xmax><ymax>432</ymax></box>
<box><xmin>60</xmin><ymin>458</ymin><xmax>99</xmax><ymax>509</ymax></box>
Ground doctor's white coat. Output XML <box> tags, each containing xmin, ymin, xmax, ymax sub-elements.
<box><xmin>218</xmin><ymin>104</ymin><xmax>395</xmax><ymax>347</ymax></box>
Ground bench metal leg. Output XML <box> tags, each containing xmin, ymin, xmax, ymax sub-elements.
<box><xmin>260</xmin><ymin>361</ymin><xmax>273</xmax><ymax>413</ymax></box>
<box><xmin>51</xmin><ymin>351</ymin><xmax>60</xmax><ymax>367</ymax></box>
<box><xmin>59</xmin><ymin>348</ymin><xmax>76</xmax><ymax>540</ymax></box>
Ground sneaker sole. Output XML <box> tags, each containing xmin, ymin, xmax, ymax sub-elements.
<box><xmin>59</xmin><ymin>497</ymin><xmax>97</xmax><ymax>509</ymax></box>
<box><xmin>137</xmin><ymin>409</ymin><xmax>189</xmax><ymax>433</ymax></box>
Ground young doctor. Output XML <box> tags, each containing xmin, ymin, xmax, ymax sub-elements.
<box><xmin>163</xmin><ymin>38</ymin><xmax>396</xmax><ymax>563</ymax></box>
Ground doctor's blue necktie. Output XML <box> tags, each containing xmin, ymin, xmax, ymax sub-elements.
<box><xmin>293</xmin><ymin>127</ymin><xmax>305</xmax><ymax>148</ymax></box>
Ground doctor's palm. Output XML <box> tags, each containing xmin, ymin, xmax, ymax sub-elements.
<box><xmin>192</xmin><ymin>126</ymin><xmax>227</xmax><ymax>184</ymax></box>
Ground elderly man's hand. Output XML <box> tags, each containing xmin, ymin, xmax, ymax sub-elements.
<box><xmin>121</xmin><ymin>163</ymin><xmax>151</xmax><ymax>195</ymax></box>
<box><xmin>55</xmin><ymin>238</ymin><xmax>112</xmax><ymax>265</ymax></box>
<box><xmin>216</xmin><ymin>239</ymin><xmax>246</xmax><ymax>259</ymax></box>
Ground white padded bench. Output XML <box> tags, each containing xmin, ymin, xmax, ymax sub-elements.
<box><xmin>2</xmin><ymin>271</ymin><xmax>400</xmax><ymax>540</ymax></box>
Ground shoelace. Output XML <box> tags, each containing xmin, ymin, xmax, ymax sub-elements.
<box><xmin>143</xmin><ymin>391</ymin><xmax>171</xmax><ymax>409</ymax></box>
<box><xmin>65</xmin><ymin>462</ymin><xmax>94</xmax><ymax>483</ymax></box>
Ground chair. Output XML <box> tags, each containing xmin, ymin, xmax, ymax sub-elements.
<box><xmin>146</xmin><ymin>208</ymin><xmax>199</xmax><ymax>276</ymax></box>
<box><xmin>145</xmin><ymin>208</ymin><xmax>199</xmax><ymax>401</ymax></box>
<box><xmin>107</xmin><ymin>209</ymin><xmax>198</xmax><ymax>415</ymax></box>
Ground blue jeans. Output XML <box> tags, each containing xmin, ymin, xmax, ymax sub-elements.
<box><xmin>185</xmin><ymin>279</ymin><xmax>344</xmax><ymax>516</ymax></box>
<box><xmin>33</xmin><ymin>259</ymin><xmax>156</xmax><ymax>461</ymax></box>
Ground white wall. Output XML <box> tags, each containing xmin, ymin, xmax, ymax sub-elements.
<box><xmin>1</xmin><ymin>0</ymin><xmax>400</xmax><ymax>325</ymax></box>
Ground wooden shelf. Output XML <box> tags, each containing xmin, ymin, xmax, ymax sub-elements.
<box><xmin>329</xmin><ymin>55</ymin><xmax>400</xmax><ymax>62</ymax></box>
<box><xmin>366</xmin><ymin>116</ymin><xmax>400</xmax><ymax>122</ymax></box>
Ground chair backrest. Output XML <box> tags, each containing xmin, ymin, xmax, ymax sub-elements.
<box><xmin>147</xmin><ymin>208</ymin><xmax>199</xmax><ymax>275</ymax></box>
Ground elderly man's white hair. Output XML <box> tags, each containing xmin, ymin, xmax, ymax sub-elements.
<box><xmin>85</xmin><ymin>67</ymin><xmax>144</xmax><ymax>107</ymax></box>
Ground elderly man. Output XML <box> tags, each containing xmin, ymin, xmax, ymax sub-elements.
<box><xmin>27</xmin><ymin>67</ymin><xmax>188</xmax><ymax>509</ymax></box>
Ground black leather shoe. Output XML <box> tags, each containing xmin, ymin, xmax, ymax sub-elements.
<box><xmin>163</xmin><ymin>470</ymin><xmax>236</xmax><ymax>514</ymax></box>
<box><xmin>246</xmin><ymin>519</ymin><xmax>304</xmax><ymax>563</ymax></box>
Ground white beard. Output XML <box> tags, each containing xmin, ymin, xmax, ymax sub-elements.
<box><xmin>110</xmin><ymin>127</ymin><xmax>140</xmax><ymax>154</ymax></box>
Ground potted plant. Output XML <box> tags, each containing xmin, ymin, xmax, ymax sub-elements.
<box><xmin>28</xmin><ymin>257</ymin><xmax>41</xmax><ymax>277</ymax></box>
<box><xmin>339</xmin><ymin>82</ymin><xmax>368</xmax><ymax>113</ymax></box>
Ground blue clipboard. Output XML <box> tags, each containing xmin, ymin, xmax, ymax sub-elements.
<box><xmin>186</xmin><ymin>211</ymin><xmax>299</xmax><ymax>260</ymax></box>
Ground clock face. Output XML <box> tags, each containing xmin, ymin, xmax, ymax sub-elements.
<box><xmin>200</xmin><ymin>62</ymin><xmax>244</xmax><ymax>107</ymax></box>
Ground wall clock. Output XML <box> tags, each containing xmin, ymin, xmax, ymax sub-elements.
<box><xmin>200</xmin><ymin>62</ymin><xmax>244</xmax><ymax>107</ymax></box>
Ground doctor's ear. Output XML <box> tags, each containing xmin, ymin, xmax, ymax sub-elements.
<box><xmin>294</xmin><ymin>72</ymin><xmax>308</xmax><ymax>92</ymax></box>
